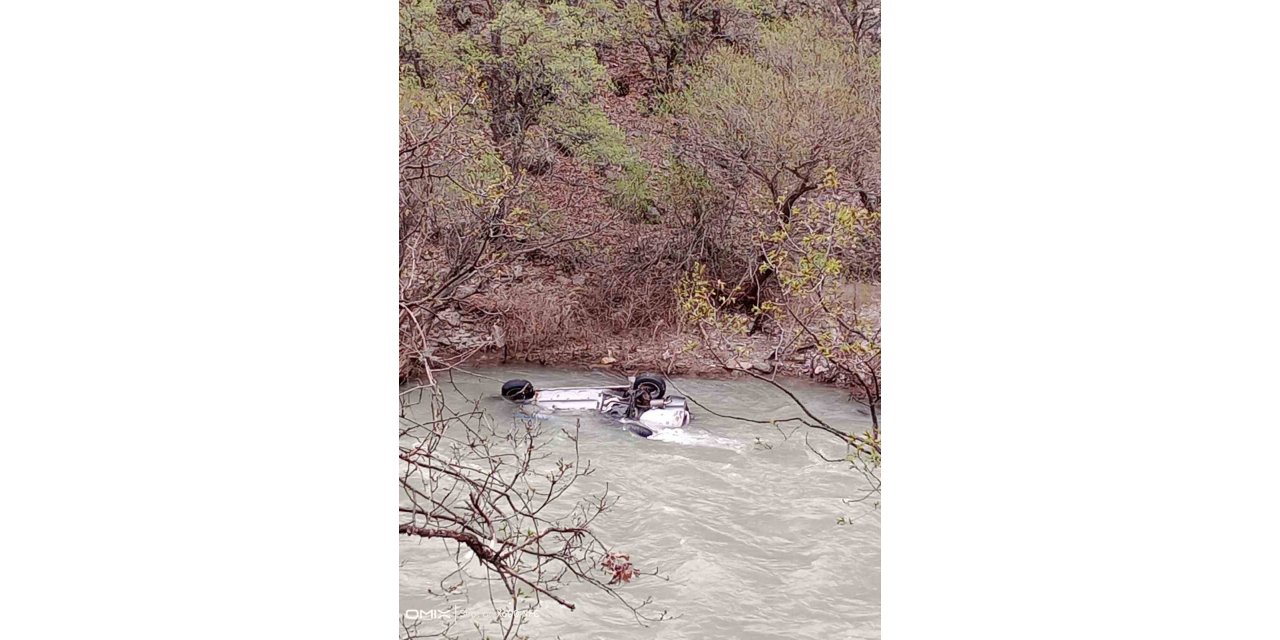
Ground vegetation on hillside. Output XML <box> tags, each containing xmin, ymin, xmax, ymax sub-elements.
<box><xmin>399</xmin><ymin>0</ymin><xmax>880</xmax><ymax>388</ymax></box>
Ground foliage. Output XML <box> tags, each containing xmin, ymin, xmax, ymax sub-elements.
<box><xmin>400</xmin><ymin>0</ymin><xmax>482</xmax><ymax>88</ymax></box>
<box><xmin>607</xmin><ymin>161</ymin><xmax>658</xmax><ymax>221</ymax></box>
<box><xmin>482</xmin><ymin>1</ymin><xmax>629</xmax><ymax>167</ymax></box>
<box><xmin>616</xmin><ymin>0</ymin><xmax>762</xmax><ymax>97</ymax></box>
<box><xmin>400</xmin><ymin>0</ymin><xmax>631</xmax><ymax>170</ymax></box>
<box><xmin>671</xmin><ymin>16</ymin><xmax>880</xmax><ymax>216</ymax></box>
<box><xmin>655</xmin><ymin>157</ymin><xmax>739</xmax><ymax>271</ymax></box>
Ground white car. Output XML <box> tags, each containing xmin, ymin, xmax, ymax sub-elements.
<box><xmin>500</xmin><ymin>373</ymin><xmax>690</xmax><ymax>437</ymax></box>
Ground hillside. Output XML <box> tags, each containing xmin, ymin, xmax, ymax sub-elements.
<box><xmin>399</xmin><ymin>0</ymin><xmax>880</xmax><ymax>411</ymax></box>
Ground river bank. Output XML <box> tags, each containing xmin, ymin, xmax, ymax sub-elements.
<box><xmin>418</xmin><ymin>268</ymin><xmax>877</xmax><ymax>387</ymax></box>
<box><xmin>428</xmin><ymin>326</ymin><xmax>836</xmax><ymax>383</ymax></box>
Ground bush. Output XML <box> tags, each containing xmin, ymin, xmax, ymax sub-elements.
<box><xmin>671</xmin><ymin>16</ymin><xmax>879</xmax><ymax>218</ymax></box>
<box><xmin>607</xmin><ymin>162</ymin><xmax>658</xmax><ymax>221</ymax></box>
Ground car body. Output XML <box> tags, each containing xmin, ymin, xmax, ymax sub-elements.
<box><xmin>500</xmin><ymin>374</ymin><xmax>689</xmax><ymax>437</ymax></box>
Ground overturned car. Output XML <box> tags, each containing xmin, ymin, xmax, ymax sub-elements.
<box><xmin>500</xmin><ymin>373</ymin><xmax>689</xmax><ymax>438</ymax></box>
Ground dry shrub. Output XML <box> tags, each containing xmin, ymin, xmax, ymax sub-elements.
<box><xmin>470</xmin><ymin>281</ymin><xmax>600</xmax><ymax>360</ymax></box>
<box><xmin>575</xmin><ymin>226</ymin><xmax>713</xmax><ymax>337</ymax></box>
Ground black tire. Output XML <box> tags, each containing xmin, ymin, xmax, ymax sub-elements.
<box><xmin>632</xmin><ymin>373</ymin><xmax>666</xmax><ymax>399</ymax></box>
<box><xmin>627</xmin><ymin>423</ymin><xmax>654</xmax><ymax>438</ymax></box>
<box><xmin>501</xmin><ymin>379</ymin><xmax>535</xmax><ymax>402</ymax></box>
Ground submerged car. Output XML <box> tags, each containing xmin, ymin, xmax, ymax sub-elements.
<box><xmin>499</xmin><ymin>373</ymin><xmax>689</xmax><ymax>437</ymax></box>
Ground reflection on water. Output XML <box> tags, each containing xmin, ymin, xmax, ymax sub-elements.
<box><xmin>400</xmin><ymin>366</ymin><xmax>880</xmax><ymax>640</ymax></box>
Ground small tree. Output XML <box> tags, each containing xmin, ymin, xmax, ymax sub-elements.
<box><xmin>672</xmin><ymin>16</ymin><xmax>879</xmax><ymax>315</ymax></box>
<box><xmin>674</xmin><ymin>17</ymin><xmax>878</xmax><ymax>218</ymax></box>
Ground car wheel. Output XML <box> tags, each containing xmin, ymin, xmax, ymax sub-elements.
<box><xmin>632</xmin><ymin>373</ymin><xmax>666</xmax><ymax>399</ymax></box>
<box><xmin>627</xmin><ymin>423</ymin><xmax>654</xmax><ymax>438</ymax></box>
<box><xmin>500</xmin><ymin>379</ymin><xmax>535</xmax><ymax>401</ymax></box>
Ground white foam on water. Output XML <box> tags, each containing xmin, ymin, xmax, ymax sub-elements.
<box><xmin>647</xmin><ymin>427</ymin><xmax>743</xmax><ymax>450</ymax></box>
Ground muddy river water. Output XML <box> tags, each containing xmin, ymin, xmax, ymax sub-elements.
<box><xmin>400</xmin><ymin>367</ymin><xmax>880</xmax><ymax>639</ymax></box>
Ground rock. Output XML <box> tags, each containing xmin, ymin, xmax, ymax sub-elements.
<box><xmin>807</xmin><ymin>353</ymin><xmax>831</xmax><ymax>377</ymax></box>
<box><xmin>600</xmin><ymin>356</ymin><xmax>617</xmax><ymax>365</ymax></box>
<box><xmin>453</xmin><ymin>284</ymin><xmax>478</xmax><ymax>300</ymax></box>
<box><xmin>751</xmin><ymin>361</ymin><xmax>774</xmax><ymax>374</ymax></box>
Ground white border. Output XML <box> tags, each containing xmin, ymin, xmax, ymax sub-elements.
<box><xmin>1</xmin><ymin>1</ymin><xmax>398</xmax><ymax>637</ymax></box>
<box><xmin>887</xmin><ymin>0</ymin><xmax>1280</xmax><ymax>637</ymax></box>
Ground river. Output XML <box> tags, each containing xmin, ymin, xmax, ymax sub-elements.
<box><xmin>400</xmin><ymin>366</ymin><xmax>880</xmax><ymax>639</ymax></box>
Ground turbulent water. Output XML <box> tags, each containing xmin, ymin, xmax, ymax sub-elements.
<box><xmin>400</xmin><ymin>367</ymin><xmax>880</xmax><ymax>639</ymax></box>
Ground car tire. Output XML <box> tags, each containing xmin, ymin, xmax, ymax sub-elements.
<box><xmin>632</xmin><ymin>373</ymin><xmax>666</xmax><ymax>399</ymax></box>
<box><xmin>501</xmin><ymin>379</ymin><xmax>535</xmax><ymax>402</ymax></box>
<box><xmin>627</xmin><ymin>423</ymin><xmax>654</xmax><ymax>438</ymax></box>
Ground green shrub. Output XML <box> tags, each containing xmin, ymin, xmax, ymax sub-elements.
<box><xmin>607</xmin><ymin>162</ymin><xmax>659</xmax><ymax>222</ymax></box>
